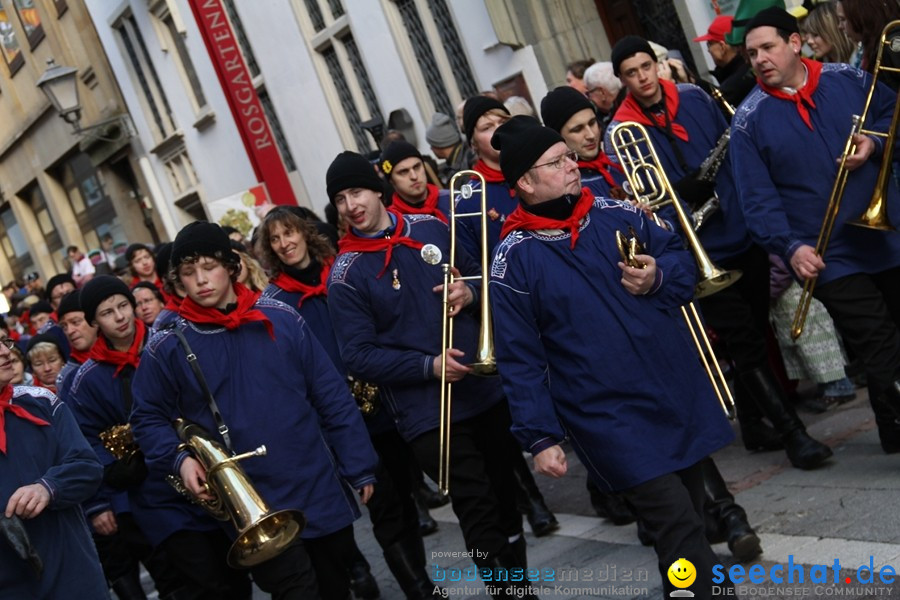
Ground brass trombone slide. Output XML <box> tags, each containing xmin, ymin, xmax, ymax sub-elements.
<box><xmin>611</xmin><ymin>123</ymin><xmax>736</xmax><ymax>419</ymax></box>
<box><xmin>438</xmin><ymin>170</ymin><xmax>497</xmax><ymax>495</ymax></box>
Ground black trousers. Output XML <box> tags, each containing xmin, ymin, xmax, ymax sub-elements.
<box><xmin>367</xmin><ymin>428</ymin><xmax>421</xmax><ymax>549</ymax></box>
<box><xmin>93</xmin><ymin>512</ymin><xmax>151</xmax><ymax>582</ymax></box>
<box><xmin>250</xmin><ymin>539</ymin><xmax>320</xmax><ymax>600</ymax></box>
<box><xmin>697</xmin><ymin>245</ymin><xmax>771</xmax><ymax>372</ymax></box>
<box><xmin>408</xmin><ymin>400</ymin><xmax>523</xmax><ymax>564</ymax></box>
<box><xmin>304</xmin><ymin>525</ymin><xmax>358</xmax><ymax>600</ymax></box>
<box><xmin>621</xmin><ymin>461</ymin><xmax>731</xmax><ymax>600</ymax></box>
<box><xmin>158</xmin><ymin>529</ymin><xmax>252</xmax><ymax>600</ymax></box>
<box><xmin>813</xmin><ymin>266</ymin><xmax>900</xmax><ymax>399</ymax></box>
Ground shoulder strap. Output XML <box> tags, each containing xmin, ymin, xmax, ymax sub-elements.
<box><xmin>167</xmin><ymin>325</ymin><xmax>234</xmax><ymax>453</ymax></box>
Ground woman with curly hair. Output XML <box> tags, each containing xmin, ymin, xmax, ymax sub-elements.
<box><xmin>802</xmin><ymin>1</ymin><xmax>856</xmax><ymax>63</ymax></box>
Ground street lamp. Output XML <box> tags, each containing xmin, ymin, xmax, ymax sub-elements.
<box><xmin>36</xmin><ymin>58</ymin><xmax>134</xmax><ymax>140</ymax></box>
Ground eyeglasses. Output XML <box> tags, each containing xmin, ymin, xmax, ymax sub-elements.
<box><xmin>586</xmin><ymin>87</ymin><xmax>607</xmax><ymax>98</ymax></box>
<box><xmin>0</xmin><ymin>338</ymin><xmax>14</xmax><ymax>351</ymax></box>
<box><xmin>531</xmin><ymin>151</ymin><xmax>578</xmax><ymax>171</ymax></box>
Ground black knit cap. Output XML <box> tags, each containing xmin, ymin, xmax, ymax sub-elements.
<box><xmin>155</xmin><ymin>242</ymin><xmax>173</xmax><ymax>281</ymax></box>
<box><xmin>170</xmin><ymin>221</ymin><xmax>238</xmax><ymax>271</ymax></box>
<box><xmin>611</xmin><ymin>35</ymin><xmax>657</xmax><ymax>76</ymax></box>
<box><xmin>125</xmin><ymin>243</ymin><xmax>152</xmax><ymax>264</ymax></box>
<box><xmin>490</xmin><ymin>116</ymin><xmax>566</xmax><ymax>188</ymax></box>
<box><xmin>325</xmin><ymin>151</ymin><xmax>385</xmax><ymax>204</ymax></box>
<box><xmin>26</xmin><ymin>332</ymin><xmax>64</xmax><ymax>356</ymax></box>
<box><xmin>45</xmin><ymin>273</ymin><xmax>75</xmax><ymax>301</ymax></box>
<box><xmin>463</xmin><ymin>96</ymin><xmax>509</xmax><ymax>144</ymax></box>
<box><xmin>55</xmin><ymin>290</ymin><xmax>82</xmax><ymax>320</ymax></box>
<box><xmin>745</xmin><ymin>6</ymin><xmax>799</xmax><ymax>37</ymax></box>
<box><xmin>540</xmin><ymin>86</ymin><xmax>596</xmax><ymax>133</ymax></box>
<box><xmin>28</xmin><ymin>300</ymin><xmax>53</xmax><ymax>317</ymax></box>
<box><xmin>379</xmin><ymin>141</ymin><xmax>422</xmax><ymax>179</ymax></box>
<box><xmin>80</xmin><ymin>275</ymin><xmax>135</xmax><ymax>324</ymax></box>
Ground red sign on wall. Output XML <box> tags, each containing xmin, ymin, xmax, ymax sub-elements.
<box><xmin>188</xmin><ymin>0</ymin><xmax>296</xmax><ymax>206</ymax></box>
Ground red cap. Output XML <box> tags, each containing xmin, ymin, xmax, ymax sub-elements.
<box><xmin>693</xmin><ymin>15</ymin><xmax>734</xmax><ymax>43</ymax></box>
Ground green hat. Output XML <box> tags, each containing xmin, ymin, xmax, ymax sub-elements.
<box><xmin>725</xmin><ymin>0</ymin><xmax>786</xmax><ymax>45</ymax></box>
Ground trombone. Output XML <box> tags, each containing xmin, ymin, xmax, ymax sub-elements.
<box><xmin>790</xmin><ymin>20</ymin><xmax>900</xmax><ymax>340</ymax></box>
<box><xmin>437</xmin><ymin>170</ymin><xmax>497</xmax><ymax>495</ymax></box>
<box><xmin>610</xmin><ymin>121</ymin><xmax>741</xmax><ymax>298</ymax></box>
<box><xmin>611</xmin><ymin>122</ymin><xmax>736</xmax><ymax>419</ymax></box>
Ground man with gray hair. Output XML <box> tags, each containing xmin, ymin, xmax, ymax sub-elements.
<box><xmin>582</xmin><ymin>61</ymin><xmax>622</xmax><ymax>135</ymax></box>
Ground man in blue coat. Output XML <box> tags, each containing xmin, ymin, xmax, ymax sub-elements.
<box><xmin>132</xmin><ymin>222</ymin><xmax>378</xmax><ymax>600</ymax></box>
<box><xmin>0</xmin><ymin>335</ymin><xmax>108</xmax><ymax>600</ymax></box>
<box><xmin>733</xmin><ymin>7</ymin><xmax>900</xmax><ymax>450</ymax></box>
<box><xmin>325</xmin><ymin>151</ymin><xmax>536</xmax><ymax>599</ymax></box>
<box><xmin>489</xmin><ymin>116</ymin><xmax>735</xmax><ymax>599</ymax></box>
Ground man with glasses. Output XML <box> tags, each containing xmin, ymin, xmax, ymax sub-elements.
<box><xmin>582</xmin><ymin>61</ymin><xmax>623</xmax><ymax>136</ymax></box>
<box><xmin>605</xmin><ymin>35</ymin><xmax>832</xmax><ymax>472</ymax></box>
<box><xmin>489</xmin><ymin>116</ymin><xmax>736</xmax><ymax>600</ymax></box>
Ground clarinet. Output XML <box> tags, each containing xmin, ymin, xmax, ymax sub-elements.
<box><xmin>697</xmin><ymin>128</ymin><xmax>730</xmax><ymax>183</ymax></box>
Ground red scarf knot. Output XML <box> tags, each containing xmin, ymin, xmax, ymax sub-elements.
<box><xmin>757</xmin><ymin>58</ymin><xmax>822</xmax><ymax>131</ymax></box>
<box><xmin>472</xmin><ymin>160</ymin><xmax>506</xmax><ymax>184</ymax></box>
<box><xmin>0</xmin><ymin>384</ymin><xmax>49</xmax><ymax>454</ymax></box>
<box><xmin>614</xmin><ymin>79</ymin><xmax>689</xmax><ymax>141</ymax></box>
<box><xmin>177</xmin><ymin>283</ymin><xmax>274</xmax><ymax>340</ymax></box>
<box><xmin>70</xmin><ymin>348</ymin><xmax>91</xmax><ymax>364</ymax></box>
<box><xmin>577</xmin><ymin>153</ymin><xmax>623</xmax><ymax>187</ymax></box>
<box><xmin>389</xmin><ymin>184</ymin><xmax>448</xmax><ymax>224</ymax></box>
<box><xmin>338</xmin><ymin>217</ymin><xmax>424</xmax><ymax>278</ymax></box>
<box><xmin>271</xmin><ymin>257</ymin><xmax>334</xmax><ymax>308</ymax></box>
<box><xmin>89</xmin><ymin>319</ymin><xmax>147</xmax><ymax>377</ymax></box>
<box><xmin>500</xmin><ymin>187</ymin><xmax>595</xmax><ymax>249</ymax></box>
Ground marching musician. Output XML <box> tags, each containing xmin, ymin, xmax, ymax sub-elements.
<box><xmin>55</xmin><ymin>291</ymin><xmax>97</xmax><ymax>402</ymax></box>
<box><xmin>605</xmin><ymin>35</ymin><xmax>833</xmax><ymax>471</ymax></box>
<box><xmin>488</xmin><ymin>115</ymin><xmax>733</xmax><ymax>600</ymax></box>
<box><xmin>732</xmin><ymin>7</ymin><xmax>900</xmax><ymax>450</ymax></box>
<box><xmin>131</xmin><ymin>222</ymin><xmax>378</xmax><ymax>600</ymax></box>
<box><xmin>257</xmin><ymin>206</ymin><xmax>437</xmax><ymax>599</ymax></box>
<box><xmin>68</xmin><ymin>276</ymin><xmax>248</xmax><ymax>599</ymax></box>
<box><xmin>540</xmin><ymin>85</ymin><xmax>624</xmax><ymax>199</ymax></box>
<box><xmin>324</xmin><ymin>151</ymin><xmax>535</xmax><ymax>599</ymax></box>
<box><xmin>0</xmin><ymin>342</ymin><xmax>107</xmax><ymax>599</ymax></box>
<box><xmin>382</xmin><ymin>140</ymin><xmax>452</xmax><ymax>222</ymax></box>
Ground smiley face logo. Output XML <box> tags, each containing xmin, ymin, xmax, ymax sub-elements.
<box><xmin>667</xmin><ymin>558</ymin><xmax>696</xmax><ymax>589</ymax></box>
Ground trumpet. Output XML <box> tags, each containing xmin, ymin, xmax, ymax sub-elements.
<box><xmin>791</xmin><ymin>20</ymin><xmax>900</xmax><ymax>339</ymax></box>
<box><xmin>610</xmin><ymin>121</ymin><xmax>741</xmax><ymax>298</ymax></box>
<box><xmin>436</xmin><ymin>170</ymin><xmax>497</xmax><ymax>495</ymax></box>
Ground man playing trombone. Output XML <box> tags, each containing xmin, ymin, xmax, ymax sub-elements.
<box><xmin>732</xmin><ymin>7</ymin><xmax>900</xmax><ymax>451</ymax></box>
<box><xmin>604</xmin><ymin>34</ymin><xmax>832</xmax><ymax>470</ymax></box>
<box><xmin>489</xmin><ymin>115</ymin><xmax>734</xmax><ymax>600</ymax></box>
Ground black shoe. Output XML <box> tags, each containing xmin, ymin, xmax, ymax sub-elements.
<box><xmin>416</xmin><ymin>482</ymin><xmax>450</xmax><ymax>509</ymax></box>
<box><xmin>722</xmin><ymin>513</ymin><xmax>762</xmax><ymax>562</ymax></box>
<box><xmin>512</xmin><ymin>454</ymin><xmax>559</xmax><ymax>536</ymax></box>
<box><xmin>413</xmin><ymin>492</ymin><xmax>438</xmax><ymax>536</ymax></box>
<box><xmin>111</xmin><ymin>574</ymin><xmax>148</xmax><ymax>600</ymax></box>
<box><xmin>350</xmin><ymin>557</ymin><xmax>381</xmax><ymax>600</ymax></box>
<box><xmin>382</xmin><ymin>533</ymin><xmax>436</xmax><ymax>600</ymax></box>
<box><xmin>587</xmin><ymin>480</ymin><xmax>636</xmax><ymax>525</ymax></box>
<box><xmin>783</xmin><ymin>429</ymin><xmax>833</xmax><ymax>469</ymax></box>
<box><xmin>526</xmin><ymin>498</ymin><xmax>559</xmax><ymax>537</ymax></box>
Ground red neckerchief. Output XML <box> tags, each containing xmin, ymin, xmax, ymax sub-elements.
<box><xmin>89</xmin><ymin>319</ymin><xmax>147</xmax><ymax>377</ymax></box>
<box><xmin>164</xmin><ymin>295</ymin><xmax>182</xmax><ymax>312</ymax></box>
<box><xmin>757</xmin><ymin>58</ymin><xmax>822</xmax><ymax>130</ymax></box>
<box><xmin>614</xmin><ymin>79</ymin><xmax>689</xmax><ymax>141</ymax></box>
<box><xmin>177</xmin><ymin>282</ymin><xmax>274</xmax><ymax>340</ymax></box>
<box><xmin>338</xmin><ymin>217</ymin><xmax>424</xmax><ymax>278</ymax></box>
<box><xmin>501</xmin><ymin>187</ymin><xmax>595</xmax><ymax>249</ymax></box>
<box><xmin>472</xmin><ymin>159</ymin><xmax>506</xmax><ymax>183</ymax></box>
<box><xmin>0</xmin><ymin>384</ymin><xmax>49</xmax><ymax>454</ymax></box>
<box><xmin>577</xmin><ymin>154</ymin><xmax>622</xmax><ymax>187</ymax></box>
<box><xmin>70</xmin><ymin>348</ymin><xmax>91</xmax><ymax>364</ymax></box>
<box><xmin>389</xmin><ymin>184</ymin><xmax>448</xmax><ymax>224</ymax></box>
<box><xmin>33</xmin><ymin>379</ymin><xmax>55</xmax><ymax>393</ymax></box>
<box><xmin>49</xmin><ymin>312</ymin><xmax>58</xmax><ymax>323</ymax></box>
<box><xmin>270</xmin><ymin>257</ymin><xmax>334</xmax><ymax>308</ymax></box>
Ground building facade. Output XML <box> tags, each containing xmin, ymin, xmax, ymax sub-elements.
<box><xmin>0</xmin><ymin>0</ymin><xmax>170</xmax><ymax>283</ymax></box>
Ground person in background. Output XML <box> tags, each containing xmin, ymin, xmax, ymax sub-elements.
<box><xmin>838</xmin><ymin>0</ymin><xmax>900</xmax><ymax>89</ymax></box>
<box><xmin>232</xmin><ymin>241</ymin><xmax>270</xmax><ymax>293</ymax></box>
<box><xmin>426</xmin><ymin>112</ymin><xmax>474</xmax><ymax>185</ymax></box>
<box><xmin>67</xmin><ymin>246</ymin><xmax>96</xmax><ymax>289</ymax></box>
<box><xmin>503</xmin><ymin>96</ymin><xmax>537</xmax><ymax>118</ymax></box>
<box><xmin>125</xmin><ymin>244</ymin><xmax>162</xmax><ymax>291</ymax></box>
<box><xmin>802</xmin><ymin>1</ymin><xmax>856</xmax><ymax>63</ymax></box>
<box><xmin>25</xmin><ymin>334</ymin><xmax>66</xmax><ymax>394</ymax></box>
<box><xmin>565</xmin><ymin>58</ymin><xmax>595</xmax><ymax>93</ymax></box>
<box><xmin>27</xmin><ymin>302</ymin><xmax>54</xmax><ymax>334</ymax></box>
<box><xmin>131</xmin><ymin>281</ymin><xmax>165</xmax><ymax>328</ymax></box>
<box><xmin>55</xmin><ymin>291</ymin><xmax>98</xmax><ymax>403</ymax></box>
<box><xmin>583</xmin><ymin>61</ymin><xmax>624</xmax><ymax>135</ymax></box>
<box><xmin>9</xmin><ymin>345</ymin><xmax>31</xmax><ymax>386</ymax></box>
<box><xmin>694</xmin><ymin>14</ymin><xmax>758</xmax><ymax>108</ymax></box>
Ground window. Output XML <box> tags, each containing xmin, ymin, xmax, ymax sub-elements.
<box><xmin>115</xmin><ymin>12</ymin><xmax>176</xmax><ymax>142</ymax></box>
<box><xmin>0</xmin><ymin>6</ymin><xmax>23</xmax><ymax>74</ymax></box>
<box><xmin>23</xmin><ymin>183</ymin><xmax>61</xmax><ymax>261</ymax></box>
<box><xmin>387</xmin><ymin>0</ymin><xmax>478</xmax><ymax>117</ymax></box>
<box><xmin>294</xmin><ymin>0</ymin><xmax>382</xmax><ymax>153</ymax></box>
<box><xmin>150</xmin><ymin>1</ymin><xmax>207</xmax><ymax>114</ymax></box>
<box><xmin>12</xmin><ymin>0</ymin><xmax>43</xmax><ymax>49</ymax></box>
<box><xmin>0</xmin><ymin>204</ymin><xmax>32</xmax><ymax>278</ymax></box>
<box><xmin>53</xmin><ymin>0</ymin><xmax>66</xmax><ymax>17</ymax></box>
<box><xmin>55</xmin><ymin>153</ymin><xmax>119</xmax><ymax>246</ymax></box>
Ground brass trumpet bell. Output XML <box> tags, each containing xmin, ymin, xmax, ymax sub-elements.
<box><xmin>174</xmin><ymin>419</ymin><xmax>305</xmax><ymax>568</ymax></box>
